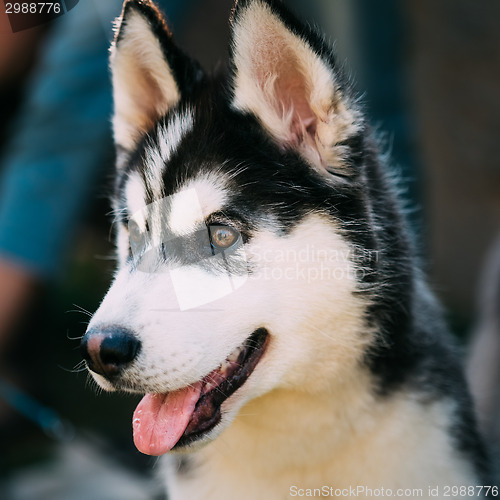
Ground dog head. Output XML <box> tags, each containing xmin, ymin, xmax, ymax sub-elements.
<box><xmin>81</xmin><ymin>0</ymin><xmax>406</xmax><ymax>455</ymax></box>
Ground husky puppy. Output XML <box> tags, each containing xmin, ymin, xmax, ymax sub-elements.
<box><xmin>80</xmin><ymin>0</ymin><xmax>493</xmax><ymax>498</ymax></box>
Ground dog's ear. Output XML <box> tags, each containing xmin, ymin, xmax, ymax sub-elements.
<box><xmin>111</xmin><ymin>0</ymin><xmax>204</xmax><ymax>152</ymax></box>
<box><xmin>230</xmin><ymin>0</ymin><xmax>363</xmax><ymax>176</ymax></box>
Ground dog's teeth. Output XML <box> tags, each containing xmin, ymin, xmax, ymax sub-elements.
<box><xmin>226</xmin><ymin>346</ymin><xmax>244</xmax><ymax>364</ymax></box>
<box><xmin>219</xmin><ymin>360</ymin><xmax>232</xmax><ymax>375</ymax></box>
<box><xmin>203</xmin><ymin>345</ymin><xmax>246</xmax><ymax>393</ymax></box>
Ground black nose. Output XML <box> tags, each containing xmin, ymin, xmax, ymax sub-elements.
<box><xmin>80</xmin><ymin>327</ymin><xmax>141</xmax><ymax>379</ymax></box>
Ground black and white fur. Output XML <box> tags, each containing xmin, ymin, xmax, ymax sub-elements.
<box><xmin>81</xmin><ymin>0</ymin><xmax>492</xmax><ymax>497</ymax></box>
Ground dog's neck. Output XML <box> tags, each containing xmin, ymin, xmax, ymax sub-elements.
<box><xmin>221</xmin><ymin>374</ymin><xmax>376</xmax><ymax>469</ymax></box>
<box><xmin>163</xmin><ymin>376</ymin><xmax>478</xmax><ymax>500</ymax></box>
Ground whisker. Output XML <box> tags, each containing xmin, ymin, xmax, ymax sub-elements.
<box><xmin>67</xmin><ymin>304</ymin><xmax>93</xmax><ymax>318</ymax></box>
<box><xmin>59</xmin><ymin>360</ymin><xmax>88</xmax><ymax>374</ymax></box>
<box><xmin>67</xmin><ymin>329</ymin><xmax>85</xmax><ymax>341</ymax></box>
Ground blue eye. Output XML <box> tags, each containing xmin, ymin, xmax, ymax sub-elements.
<box><xmin>129</xmin><ymin>220</ymin><xmax>141</xmax><ymax>243</ymax></box>
<box><xmin>128</xmin><ymin>219</ymin><xmax>146</xmax><ymax>255</ymax></box>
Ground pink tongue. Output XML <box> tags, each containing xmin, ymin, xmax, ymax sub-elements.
<box><xmin>132</xmin><ymin>381</ymin><xmax>202</xmax><ymax>456</ymax></box>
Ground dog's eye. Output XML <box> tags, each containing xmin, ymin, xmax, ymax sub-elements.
<box><xmin>208</xmin><ymin>225</ymin><xmax>240</xmax><ymax>251</ymax></box>
<box><xmin>129</xmin><ymin>220</ymin><xmax>141</xmax><ymax>242</ymax></box>
<box><xmin>128</xmin><ymin>219</ymin><xmax>146</xmax><ymax>254</ymax></box>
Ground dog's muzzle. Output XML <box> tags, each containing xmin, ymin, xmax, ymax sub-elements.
<box><xmin>80</xmin><ymin>327</ymin><xmax>141</xmax><ymax>380</ymax></box>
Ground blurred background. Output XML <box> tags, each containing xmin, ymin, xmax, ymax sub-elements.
<box><xmin>0</xmin><ymin>0</ymin><xmax>499</xmax><ymax>498</ymax></box>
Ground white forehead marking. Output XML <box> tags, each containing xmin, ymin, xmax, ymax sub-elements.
<box><xmin>125</xmin><ymin>171</ymin><xmax>147</xmax><ymax>229</ymax></box>
<box><xmin>169</xmin><ymin>175</ymin><xmax>228</xmax><ymax>235</ymax></box>
<box><xmin>143</xmin><ymin>109</ymin><xmax>194</xmax><ymax>199</ymax></box>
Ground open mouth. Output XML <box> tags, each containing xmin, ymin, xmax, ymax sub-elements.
<box><xmin>132</xmin><ymin>328</ymin><xmax>269</xmax><ymax>456</ymax></box>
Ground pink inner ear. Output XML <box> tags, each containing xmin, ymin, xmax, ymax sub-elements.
<box><xmin>132</xmin><ymin>69</ymin><xmax>168</xmax><ymax>132</ymax></box>
<box><xmin>277</xmin><ymin>73</ymin><xmax>318</xmax><ymax>149</ymax></box>
<box><xmin>257</xmin><ymin>45</ymin><xmax>318</xmax><ymax>148</ymax></box>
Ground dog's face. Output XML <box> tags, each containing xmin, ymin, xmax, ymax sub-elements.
<box><xmin>81</xmin><ymin>0</ymin><xmax>382</xmax><ymax>456</ymax></box>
